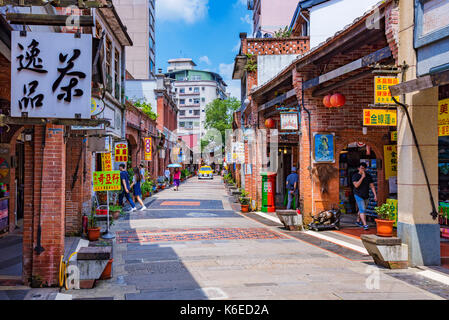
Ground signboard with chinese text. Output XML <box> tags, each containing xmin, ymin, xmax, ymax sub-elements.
<box><xmin>391</xmin><ymin>131</ymin><xmax>397</xmax><ymax>142</ymax></box>
<box><xmin>11</xmin><ymin>32</ymin><xmax>92</xmax><ymax>119</ymax></box>
<box><xmin>363</xmin><ymin>109</ymin><xmax>397</xmax><ymax>126</ymax></box>
<box><xmin>280</xmin><ymin>112</ymin><xmax>299</xmax><ymax>130</ymax></box>
<box><xmin>114</xmin><ymin>142</ymin><xmax>128</xmax><ymax>163</ymax></box>
<box><xmin>93</xmin><ymin>171</ymin><xmax>120</xmax><ymax>191</ymax></box>
<box><xmin>144</xmin><ymin>137</ymin><xmax>152</xmax><ymax>161</ymax></box>
<box><xmin>384</xmin><ymin>145</ymin><xmax>398</xmax><ymax>180</ymax></box>
<box><xmin>374</xmin><ymin>76</ymin><xmax>399</xmax><ymax>104</ymax></box>
<box><xmin>438</xmin><ymin>98</ymin><xmax>449</xmax><ymax>136</ymax></box>
<box><xmin>101</xmin><ymin>153</ymin><xmax>112</xmax><ymax>171</ymax></box>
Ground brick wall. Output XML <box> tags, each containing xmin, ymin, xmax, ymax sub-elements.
<box><xmin>23</xmin><ymin>124</ymin><xmax>66</xmax><ymax>286</ymax></box>
<box><xmin>385</xmin><ymin>2</ymin><xmax>399</xmax><ymax>62</ymax></box>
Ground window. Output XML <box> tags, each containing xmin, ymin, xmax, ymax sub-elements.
<box><xmin>189</xmin><ymin>87</ymin><xmax>192</xmax><ymax>91</ymax></box>
<box><xmin>201</xmin><ymin>97</ymin><xmax>205</xmax><ymax>102</ymax></box>
<box><xmin>180</xmin><ymin>88</ymin><xmax>185</xmax><ymax>94</ymax></box>
<box><xmin>194</xmin><ymin>110</ymin><xmax>200</xmax><ymax>116</ymax></box>
<box><xmin>114</xmin><ymin>49</ymin><xmax>120</xmax><ymax>83</ymax></box>
<box><xmin>194</xmin><ymin>122</ymin><xmax>200</xmax><ymax>127</ymax></box>
<box><xmin>105</xmin><ymin>36</ymin><xmax>112</xmax><ymax>75</ymax></box>
<box><xmin>180</xmin><ymin>122</ymin><xmax>185</xmax><ymax>127</ymax></box>
<box><xmin>194</xmin><ymin>87</ymin><xmax>200</xmax><ymax>93</ymax></box>
<box><xmin>189</xmin><ymin>99</ymin><xmax>192</xmax><ymax>102</ymax></box>
<box><xmin>202</xmin><ymin>110</ymin><xmax>205</xmax><ymax>112</ymax></box>
<box><xmin>202</xmin><ymin>87</ymin><xmax>205</xmax><ymax>91</ymax></box>
<box><xmin>180</xmin><ymin>99</ymin><xmax>185</xmax><ymax>104</ymax></box>
<box><xmin>194</xmin><ymin>98</ymin><xmax>200</xmax><ymax>104</ymax></box>
<box><xmin>175</xmin><ymin>88</ymin><xmax>177</xmax><ymax>92</ymax></box>
<box><xmin>180</xmin><ymin>110</ymin><xmax>185</xmax><ymax>116</ymax></box>
<box><xmin>189</xmin><ymin>110</ymin><xmax>193</xmax><ymax>114</ymax></box>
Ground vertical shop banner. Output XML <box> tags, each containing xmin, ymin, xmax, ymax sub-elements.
<box><xmin>391</xmin><ymin>131</ymin><xmax>397</xmax><ymax>142</ymax></box>
<box><xmin>11</xmin><ymin>31</ymin><xmax>92</xmax><ymax>119</ymax></box>
<box><xmin>114</xmin><ymin>142</ymin><xmax>128</xmax><ymax>163</ymax></box>
<box><xmin>280</xmin><ymin>113</ymin><xmax>299</xmax><ymax>130</ymax></box>
<box><xmin>144</xmin><ymin>137</ymin><xmax>152</xmax><ymax>161</ymax></box>
<box><xmin>438</xmin><ymin>98</ymin><xmax>449</xmax><ymax>136</ymax></box>
<box><xmin>93</xmin><ymin>171</ymin><xmax>121</xmax><ymax>191</ymax></box>
<box><xmin>374</xmin><ymin>76</ymin><xmax>399</xmax><ymax>104</ymax></box>
<box><xmin>101</xmin><ymin>153</ymin><xmax>112</xmax><ymax>171</ymax></box>
<box><xmin>384</xmin><ymin>145</ymin><xmax>398</xmax><ymax>180</ymax></box>
<box><xmin>363</xmin><ymin>109</ymin><xmax>397</xmax><ymax>126</ymax></box>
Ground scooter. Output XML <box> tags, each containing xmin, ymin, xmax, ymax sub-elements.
<box><xmin>308</xmin><ymin>207</ymin><xmax>341</xmax><ymax>231</ymax></box>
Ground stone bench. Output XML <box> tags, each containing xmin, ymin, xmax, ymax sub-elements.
<box><xmin>361</xmin><ymin>234</ymin><xmax>408</xmax><ymax>269</ymax></box>
<box><xmin>76</xmin><ymin>246</ymin><xmax>112</xmax><ymax>289</ymax></box>
<box><xmin>276</xmin><ymin>210</ymin><xmax>303</xmax><ymax>231</ymax></box>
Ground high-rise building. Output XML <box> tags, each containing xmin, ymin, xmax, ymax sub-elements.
<box><xmin>165</xmin><ymin>59</ymin><xmax>228</xmax><ymax>149</ymax></box>
<box><xmin>247</xmin><ymin>0</ymin><xmax>298</xmax><ymax>38</ymax></box>
<box><xmin>115</xmin><ymin>0</ymin><xmax>156</xmax><ymax>79</ymax></box>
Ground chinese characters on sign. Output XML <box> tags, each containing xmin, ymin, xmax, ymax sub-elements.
<box><xmin>391</xmin><ymin>131</ymin><xmax>397</xmax><ymax>142</ymax></box>
<box><xmin>280</xmin><ymin>113</ymin><xmax>299</xmax><ymax>130</ymax></box>
<box><xmin>384</xmin><ymin>145</ymin><xmax>397</xmax><ymax>180</ymax></box>
<box><xmin>363</xmin><ymin>109</ymin><xmax>397</xmax><ymax>126</ymax></box>
<box><xmin>144</xmin><ymin>138</ymin><xmax>152</xmax><ymax>161</ymax></box>
<box><xmin>114</xmin><ymin>142</ymin><xmax>128</xmax><ymax>163</ymax></box>
<box><xmin>11</xmin><ymin>32</ymin><xmax>92</xmax><ymax>119</ymax></box>
<box><xmin>374</xmin><ymin>76</ymin><xmax>399</xmax><ymax>104</ymax></box>
<box><xmin>93</xmin><ymin>171</ymin><xmax>121</xmax><ymax>191</ymax></box>
<box><xmin>438</xmin><ymin>98</ymin><xmax>449</xmax><ymax>136</ymax></box>
<box><xmin>101</xmin><ymin>153</ymin><xmax>112</xmax><ymax>171</ymax></box>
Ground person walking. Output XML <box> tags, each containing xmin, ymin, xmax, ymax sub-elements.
<box><xmin>286</xmin><ymin>167</ymin><xmax>299</xmax><ymax>210</ymax></box>
<box><xmin>131</xmin><ymin>167</ymin><xmax>147</xmax><ymax>211</ymax></box>
<box><xmin>173</xmin><ymin>167</ymin><xmax>181</xmax><ymax>191</ymax></box>
<box><xmin>139</xmin><ymin>163</ymin><xmax>146</xmax><ymax>183</ymax></box>
<box><xmin>352</xmin><ymin>162</ymin><xmax>377</xmax><ymax>230</ymax></box>
<box><xmin>164</xmin><ymin>168</ymin><xmax>171</xmax><ymax>184</ymax></box>
<box><xmin>118</xmin><ymin>163</ymin><xmax>136</xmax><ymax>212</ymax></box>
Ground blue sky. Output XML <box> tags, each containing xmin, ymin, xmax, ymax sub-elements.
<box><xmin>155</xmin><ymin>0</ymin><xmax>252</xmax><ymax>99</ymax></box>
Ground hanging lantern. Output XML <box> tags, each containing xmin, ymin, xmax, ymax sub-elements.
<box><xmin>323</xmin><ymin>94</ymin><xmax>332</xmax><ymax>108</ymax></box>
<box><xmin>330</xmin><ymin>93</ymin><xmax>346</xmax><ymax>107</ymax></box>
<box><xmin>265</xmin><ymin>118</ymin><xmax>275</xmax><ymax>129</ymax></box>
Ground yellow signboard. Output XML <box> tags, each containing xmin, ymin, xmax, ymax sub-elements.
<box><xmin>93</xmin><ymin>171</ymin><xmax>121</xmax><ymax>191</ymax></box>
<box><xmin>144</xmin><ymin>137</ymin><xmax>152</xmax><ymax>161</ymax></box>
<box><xmin>101</xmin><ymin>153</ymin><xmax>112</xmax><ymax>171</ymax></box>
<box><xmin>384</xmin><ymin>145</ymin><xmax>397</xmax><ymax>180</ymax></box>
<box><xmin>374</xmin><ymin>76</ymin><xmax>399</xmax><ymax>104</ymax></box>
<box><xmin>391</xmin><ymin>131</ymin><xmax>397</xmax><ymax>142</ymax></box>
<box><xmin>438</xmin><ymin>98</ymin><xmax>449</xmax><ymax>136</ymax></box>
<box><xmin>363</xmin><ymin>109</ymin><xmax>397</xmax><ymax>126</ymax></box>
<box><xmin>114</xmin><ymin>143</ymin><xmax>128</xmax><ymax>163</ymax></box>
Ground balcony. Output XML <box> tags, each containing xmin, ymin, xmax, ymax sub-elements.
<box><xmin>178</xmin><ymin>92</ymin><xmax>200</xmax><ymax>96</ymax></box>
<box><xmin>179</xmin><ymin>103</ymin><xmax>200</xmax><ymax>108</ymax></box>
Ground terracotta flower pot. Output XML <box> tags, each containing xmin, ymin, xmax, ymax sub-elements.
<box><xmin>111</xmin><ymin>211</ymin><xmax>120</xmax><ymax>220</ymax></box>
<box><xmin>100</xmin><ymin>258</ymin><xmax>113</xmax><ymax>280</ymax></box>
<box><xmin>87</xmin><ymin>227</ymin><xmax>101</xmax><ymax>241</ymax></box>
<box><xmin>241</xmin><ymin>204</ymin><xmax>249</xmax><ymax>213</ymax></box>
<box><xmin>375</xmin><ymin>219</ymin><xmax>395</xmax><ymax>237</ymax></box>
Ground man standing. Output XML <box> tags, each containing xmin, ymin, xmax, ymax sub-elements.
<box><xmin>352</xmin><ymin>162</ymin><xmax>377</xmax><ymax>230</ymax></box>
<box><xmin>164</xmin><ymin>168</ymin><xmax>171</xmax><ymax>184</ymax></box>
<box><xmin>118</xmin><ymin>163</ymin><xmax>136</xmax><ymax>212</ymax></box>
<box><xmin>139</xmin><ymin>163</ymin><xmax>146</xmax><ymax>183</ymax></box>
<box><xmin>286</xmin><ymin>167</ymin><xmax>299</xmax><ymax>210</ymax></box>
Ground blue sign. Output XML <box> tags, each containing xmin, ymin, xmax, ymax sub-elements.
<box><xmin>313</xmin><ymin>133</ymin><xmax>335</xmax><ymax>163</ymax></box>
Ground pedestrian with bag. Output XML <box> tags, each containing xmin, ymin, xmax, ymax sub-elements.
<box><xmin>118</xmin><ymin>163</ymin><xmax>137</xmax><ymax>212</ymax></box>
<box><xmin>131</xmin><ymin>167</ymin><xmax>147</xmax><ymax>211</ymax></box>
<box><xmin>352</xmin><ymin>162</ymin><xmax>377</xmax><ymax>230</ymax></box>
<box><xmin>286</xmin><ymin>167</ymin><xmax>299</xmax><ymax>210</ymax></box>
<box><xmin>139</xmin><ymin>163</ymin><xmax>146</xmax><ymax>183</ymax></box>
<box><xmin>173</xmin><ymin>167</ymin><xmax>181</xmax><ymax>191</ymax></box>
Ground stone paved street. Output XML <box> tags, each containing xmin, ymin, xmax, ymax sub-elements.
<box><xmin>66</xmin><ymin>177</ymin><xmax>446</xmax><ymax>300</ymax></box>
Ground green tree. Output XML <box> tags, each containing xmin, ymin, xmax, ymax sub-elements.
<box><xmin>202</xmin><ymin>98</ymin><xmax>240</xmax><ymax>150</ymax></box>
<box><xmin>132</xmin><ymin>99</ymin><xmax>158</xmax><ymax>121</ymax></box>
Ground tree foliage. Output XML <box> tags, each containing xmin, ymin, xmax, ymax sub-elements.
<box><xmin>132</xmin><ymin>99</ymin><xmax>158</xmax><ymax>121</ymax></box>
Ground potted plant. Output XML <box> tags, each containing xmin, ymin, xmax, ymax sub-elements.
<box><xmin>239</xmin><ymin>190</ymin><xmax>250</xmax><ymax>213</ymax></box>
<box><xmin>374</xmin><ymin>203</ymin><xmax>396</xmax><ymax>237</ymax></box>
<box><xmin>109</xmin><ymin>205</ymin><xmax>122</xmax><ymax>220</ymax></box>
<box><xmin>87</xmin><ymin>213</ymin><xmax>100</xmax><ymax>241</ymax></box>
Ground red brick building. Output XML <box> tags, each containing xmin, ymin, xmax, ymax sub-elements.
<box><xmin>232</xmin><ymin>0</ymin><xmax>399</xmax><ymax>223</ymax></box>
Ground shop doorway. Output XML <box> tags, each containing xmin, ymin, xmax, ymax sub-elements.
<box><xmin>276</xmin><ymin>145</ymin><xmax>294</xmax><ymax>208</ymax></box>
<box><xmin>338</xmin><ymin>142</ymin><xmax>378</xmax><ymax>220</ymax></box>
<box><xmin>15</xmin><ymin>139</ymin><xmax>25</xmax><ymax>224</ymax></box>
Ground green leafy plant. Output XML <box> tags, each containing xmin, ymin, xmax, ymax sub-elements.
<box><xmin>274</xmin><ymin>26</ymin><xmax>292</xmax><ymax>38</ymax></box>
<box><xmin>132</xmin><ymin>99</ymin><xmax>158</xmax><ymax>120</ymax></box>
<box><xmin>240</xmin><ymin>188</ymin><xmax>249</xmax><ymax>197</ymax></box>
<box><xmin>374</xmin><ymin>203</ymin><xmax>395</xmax><ymax>221</ymax></box>
<box><xmin>244</xmin><ymin>53</ymin><xmax>257</xmax><ymax>72</ymax></box>
<box><xmin>88</xmin><ymin>213</ymin><xmax>98</xmax><ymax>228</ymax></box>
<box><xmin>239</xmin><ymin>197</ymin><xmax>250</xmax><ymax>205</ymax></box>
<box><xmin>141</xmin><ymin>180</ymin><xmax>153</xmax><ymax>195</ymax></box>
<box><xmin>109</xmin><ymin>205</ymin><xmax>122</xmax><ymax>212</ymax></box>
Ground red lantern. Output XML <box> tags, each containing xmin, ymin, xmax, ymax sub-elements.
<box><xmin>323</xmin><ymin>94</ymin><xmax>332</xmax><ymax>108</ymax></box>
<box><xmin>265</xmin><ymin>118</ymin><xmax>275</xmax><ymax>129</ymax></box>
<box><xmin>330</xmin><ymin>93</ymin><xmax>346</xmax><ymax>107</ymax></box>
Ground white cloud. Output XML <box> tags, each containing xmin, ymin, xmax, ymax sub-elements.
<box><xmin>240</xmin><ymin>14</ymin><xmax>252</xmax><ymax>26</ymax></box>
<box><xmin>199</xmin><ymin>56</ymin><xmax>212</xmax><ymax>65</ymax></box>
<box><xmin>219</xmin><ymin>63</ymin><xmax>240</xmax><ymax>99</ymax></box>
<box><xmin>156</xmin><ymin>0</ymin><xmax>209</xmax><ymax>24</ymax></box>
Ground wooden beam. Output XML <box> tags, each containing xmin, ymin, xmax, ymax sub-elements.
<box><xmin>6</xmin><ymin>13</ymin><xmax>94</xmax><ymax>27</ymax></box>
<box><xmin>389</xmin><ymin>69</ymin><xmax>449</xmax><ymax>96</ymax></box>
<box><xmin>258</xmin><ymin>88</ymin><xmax>297</xmax><ymax>112</ymax></box>
<box><xmin>312</xmin><ymin>69</ymin><xmax>373</xmax><ymax>97</ymax></box>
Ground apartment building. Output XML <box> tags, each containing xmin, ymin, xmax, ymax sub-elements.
<box><xmin>115</xmin><ymin>0</ymin><xmax>156</xmax><ymax>79</ymax></box>
<box><xmin>165</xmin><ymin>59</ymin><xmax>228</xmax><ymax>148</ymax></box>
<box><xmin>247</xmin><ymin>0</ymin><xmax>298</xmax><ymax>38</ymax></box>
